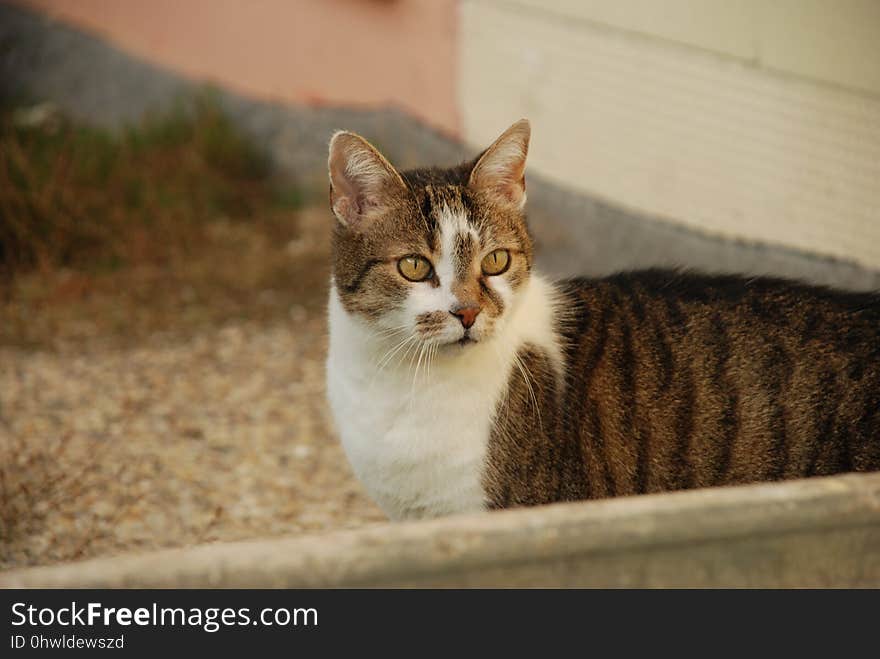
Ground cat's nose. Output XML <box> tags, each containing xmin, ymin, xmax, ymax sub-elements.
<box><xmin>451</xmin><ymin>305</ymin><xmax>481</xmax><ymax>329</ymax></box>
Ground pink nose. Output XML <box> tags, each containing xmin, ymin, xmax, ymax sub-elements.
<box><xmin>451</xmin><ymin>305</ymin><xmax>481</xmax><ymax>329</ymax></box>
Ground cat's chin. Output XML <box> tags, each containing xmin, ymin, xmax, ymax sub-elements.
<box><xmin>431</xmin><ymin>335</ymin><xmax>481</xmax><ymax>352</ymax></box>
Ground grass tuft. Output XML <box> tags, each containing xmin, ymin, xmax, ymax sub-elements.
<box><xmin>0</xmin><ymin>95</ymin><xmax>291</xmax><ymax>278</ymax></box>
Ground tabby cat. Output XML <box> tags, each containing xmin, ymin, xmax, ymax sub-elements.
<box><xmin>325</xmin><ymin>119</ymin><xmax>880</xmax><ymax>520</ymax></box>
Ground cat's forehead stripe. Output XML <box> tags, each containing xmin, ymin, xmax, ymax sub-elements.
<box><xmin>436</xmin><ymin>202</ymin><xmax>480</xmax><ymax>284</ymax></box>
<box><xmin>438</xmin><ymin>202</ymin><xmax>468</xmax><ymax>236</ymax></box>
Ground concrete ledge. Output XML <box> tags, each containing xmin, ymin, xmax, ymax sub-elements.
<box><xmin>3</xmin><ymin>473</ymin><xmax>879</xmax><ymax>588</ymax></box>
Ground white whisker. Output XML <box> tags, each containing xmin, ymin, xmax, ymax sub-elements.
<box><xmin>512</xmin><ymin>348</ymin><xmax>543</xmax><ymax>433</ymax></box>
<box><xmin>407</xmin><ymin>341</ymin><xmax>428</xmax><ymax>409</ymax></box>
<box><xmin>372</xmin><ymin>335</ymin><xmax>420</xmax><ymax>390</ymax></box>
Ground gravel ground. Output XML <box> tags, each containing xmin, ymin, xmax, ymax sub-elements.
<box><xmin>0</xmin><ymin>209</ymin><xmax>385</xmax><ymax>570</ymax></box>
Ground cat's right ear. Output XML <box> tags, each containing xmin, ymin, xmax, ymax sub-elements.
<box><xmin>328</xmin><ymin>131</ymin><xmax>406</xmax><ymax>229</ymax></box>
<box><xmin>469</xmin><ymin>119</ymin><xmax>530</xmax><ymax>209</ymax></box>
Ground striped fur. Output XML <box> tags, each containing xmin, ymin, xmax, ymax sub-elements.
<box><xmin>485</xmin><ymin>271</ymin><xmax>880</xmax><ymax>508</ymax></box>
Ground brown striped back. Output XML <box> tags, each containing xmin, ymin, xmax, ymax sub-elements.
<box><xmin>484</xmin><ymin>269</ymin><xmax>880</xmax><ymax>507</ymax></box>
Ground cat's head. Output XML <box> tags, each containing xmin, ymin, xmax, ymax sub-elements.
<box><xmin>328</xmin><ymin>120</ymin><xmax>533</xmax><ymax>350</ymax></box>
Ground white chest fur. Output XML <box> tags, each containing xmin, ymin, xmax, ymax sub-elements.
<box><xmin>325</xmin><ymin>275</ymin><xmax>562</xmax><ymax>520</ymax></box>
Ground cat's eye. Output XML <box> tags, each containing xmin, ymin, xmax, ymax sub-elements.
<box><xmin>397</xmin><ymin>255</ymin><xmax>433</xmax><ymax>282</ymax></box>
<box><xmin>481</xmin><ymin>249</ymin><xmax>510</xmax><ymax>276</ymax></box>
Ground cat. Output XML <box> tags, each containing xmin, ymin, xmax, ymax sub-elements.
<box><xmin>325</xmin><ymin>119</ymin><xmax>880</xmax><ymax>520</ymax></box>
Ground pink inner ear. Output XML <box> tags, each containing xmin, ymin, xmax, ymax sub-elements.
<box><xmin>496</xmin><ymin>174</ymin><xmax>526</xmax><ymax>205</ymax></box>
<box><xmin>329</xmin><ymin>162</ymin><xmax>362</xmax><ymax>226</ymax></box>
<box><xmin>331</xmin><ymin>194</ymin><xmax>358</xmax><ymax>226</ymax></box>
<box><xmin>332</xmin><ymin>187</ymin><xmax>383</xmax><ymax>227</ymax></box>
<box><xmin>329</xmin><ymin>152</ymin><xmax>370</xmax><ymax>226</ymax></box>
<box><xmin>477</xmin><ymin>167</ymin><xmax>526</xmax><ymax>207</ymax></box>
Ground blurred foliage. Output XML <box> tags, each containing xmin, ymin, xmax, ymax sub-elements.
<box><xmin>0</xmin><ymin>97</ymin><xmax>331</xmax><ymax>349</ymax></box>
<box><xmin>0</xmin><ymin>96</ymin><xmax>303</xmax><ymax>278</ymax></box>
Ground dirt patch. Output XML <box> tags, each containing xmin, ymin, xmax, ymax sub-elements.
<box><xmin>0</xmin><ymin>206</ymin><xmax>385</xmax><ymax>569</ymax></box>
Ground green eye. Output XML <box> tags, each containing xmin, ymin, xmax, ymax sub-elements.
<box><xmin>397</xmin><ymin>255</ymin><xmax>433</xmax><ymax>282</ymax></box>
<box><xmin>481</xmin><ymin>249</ymin><xmax>510</xmax><ymax>276</ymax></box>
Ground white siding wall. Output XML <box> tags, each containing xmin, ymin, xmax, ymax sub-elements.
<box><xmin>459</xmin><ymin>0</ymin><xmax>880</xmax><ymax>269</ymax></box>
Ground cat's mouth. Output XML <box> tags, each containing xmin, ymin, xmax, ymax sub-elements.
<box><xmin>455</xmin><ymin>328</ymin><xmax>479</xmax><ymax>347</ymax></box>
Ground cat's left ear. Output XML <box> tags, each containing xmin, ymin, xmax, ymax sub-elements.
<box><xmin>328</xmin><ymin>131</ymin><xmax>407</xmax><ymax>229</ymax></box>
<box><xmin>469</xmin><ymin>119</ymin><xmax>530</xmax><ymax>209</ymax></box>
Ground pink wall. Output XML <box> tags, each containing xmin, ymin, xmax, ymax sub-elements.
<box><xmin>21</xmin><ymin>0</ymin><xmax>460</xmax><ymax>135</ymax></box>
